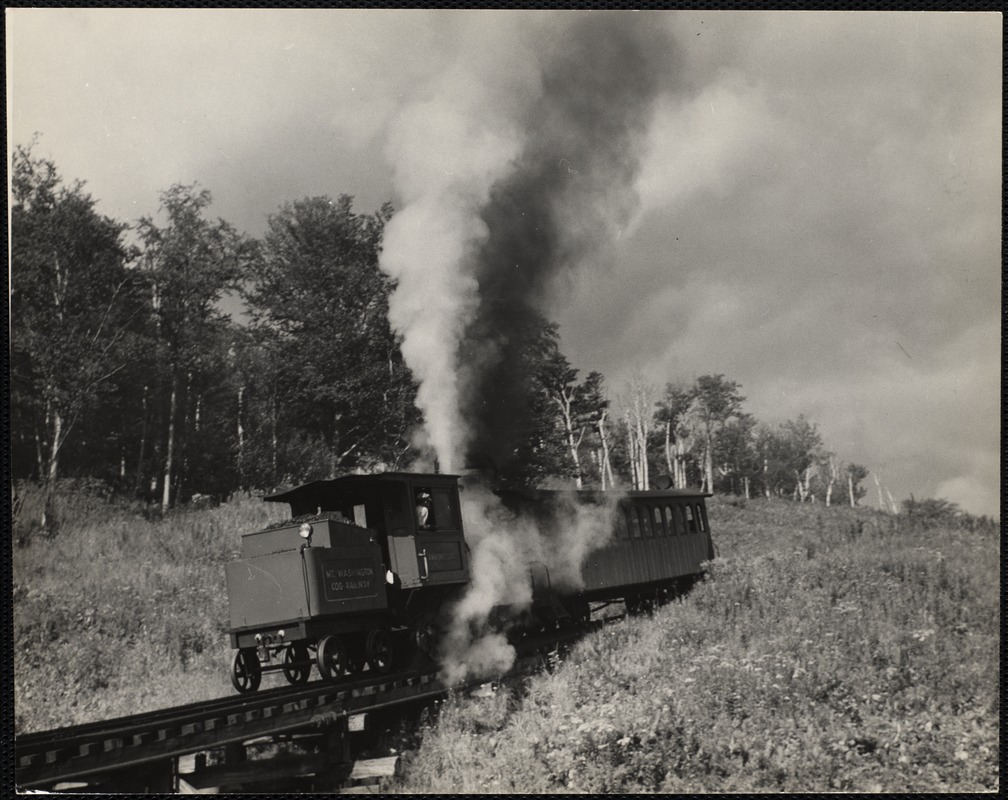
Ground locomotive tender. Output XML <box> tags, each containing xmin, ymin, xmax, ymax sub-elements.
<box><xmin>225</xmin><ymin>471</ymin><xmax>713</xmax><ymax>693</ymax></box>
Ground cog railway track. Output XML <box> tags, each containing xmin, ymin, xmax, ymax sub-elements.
<box><xmin>15</xmin><ymin>622</ymin><xmax>603</xmax><ymax>792</ymax></box>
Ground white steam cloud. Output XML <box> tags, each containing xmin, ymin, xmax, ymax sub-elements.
<box><xmin>440</xmin><ymin>484</ymin><xmax>619</xmax><ymax>684</ymax></box>
<box><xmin>379</xmin><ymin>16</ymin><xmax>548</xmax><ymax>472</ymax></box>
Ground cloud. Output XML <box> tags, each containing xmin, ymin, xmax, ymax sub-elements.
<box><xmin>552</xmin><ymin>12</ymin><xmax>1000</xmax><ymax>517</ymax></box>
<box><xmin>631</xmin><ymin>69</ymin><xmax>779</xmax><ymax>229</ymax></box>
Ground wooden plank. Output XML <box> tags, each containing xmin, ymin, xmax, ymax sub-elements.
<box><xmin>178</xmin><ymin>776</ymin><xmax>220</xmax><ymax>794</ymax></box>
<box><xmin>348</xmin><ymin>756</ymin><xmax>399</xmax><ymax>780</ymax></box>
<box><xmin>179</xmin><ymin>753</ymin><xmax>333</xmax><ymax>790</ymax></box>
<box><xmin>347</xmin><ymin>714</ymin><xmax>367</xmax><ymax>733</ymax></box>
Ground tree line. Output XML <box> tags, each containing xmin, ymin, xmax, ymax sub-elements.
<box><xmin>11</xmin><ymin>142</ymin><xmax>988</xmax><ymax>533</ymax></box>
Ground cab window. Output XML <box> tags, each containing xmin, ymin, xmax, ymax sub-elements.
<box><xmin>431</xmin><ymin>488</ymin><xmax>458</xmax><ymax>530</ymax></box>
<box><xmin>414</xmin><ymin>486</ymin><xmax>459</xmax><ymax>532</ymax></box>
<box><xmin>353</xmin><ymin>504</ymin><xmax>367</xmax><ymax>528</ymax></box>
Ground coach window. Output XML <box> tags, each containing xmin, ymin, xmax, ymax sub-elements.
<box><xmin>615</xmin><ymin>509</ymin><xmax>629</xmax><ymax>540</ymax></box>
<box><xmin>664</xmin><ymin>506</ymin><xmax>677</xmax><ymax>535</ymax></box>
<box><xmin>652</xmin><ymin>506</ymin><xmax>666</xmax><ymax>536</ymax></box>
<box><xmin>685</xmin><ymin>504</ymin><xmax>698</xmax><ymax>534</ymax></box>
<box><xmin>696</xmin><ymin>503</ymin><xmax>708</xmax><ymax>533</ymax></box>
<box><xmin>665</xmin><ymin>505</ymin><xmax>681</xmax><ymax>536</ymax></box>
<box><xmin>628</xmin><ymin>507</ymin><xmax>642</xmax><ymax>538</ymax></box>
<box><xmin>638</xmin><ymin>507</ymin><xmax>653</xmax><ymax>537</ymax></box>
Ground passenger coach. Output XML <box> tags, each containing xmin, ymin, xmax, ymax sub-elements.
<box><xmin>584</xmin><ymin>488</ymin><xmax>714</xmax><ymax>613</ymax></box>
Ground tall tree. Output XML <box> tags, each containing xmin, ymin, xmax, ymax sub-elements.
<box><xmin>577</xmin><ymin>371</ymin><xmax>611</xmax><ymax>488</ymax></box>
<box><xmin>137</xmin><ymin>184</ymin><xmax>251</xmax><ymax>511</ymax></box>
<box><xmin>845</xmin><ymin>463</ymin><xmax>869</xmax><ymax>507</ymax></box>
<box><xmin>714</xmin><ymin>413</ymin><xmax>758</xmax><ymax>497</ymax></box>
<box><xmin>780</xmin><ymin>415</ymin><xmax>824</xmax><ymax>502</ymax></box>
<box><xmin>620</xmin><ymin>377</ymin><xmax>656</xmax><ymax>490</ymax></box>
<box><xmin>539</xmin><ymin>342</ymin><xmax>610</xmax><ymax>489</ymax></box>
<box><xmin>654</xmin><ymin>383</ymin><xmax>695</xmax><ymax>489</ymax></box>
<box><xmin>689</xmin><ymin>374</ymin><xmax>745</xmax><ymax>494</ymax></box>
<box><xmin>11</xmin><ymin>142</ymin><xmax>139</xmax><ymax>531</ymax></box>
<box><xmin>244</xmin><ymin>196</ymin><xmax>418</xmax><ymax>481</ymax></box>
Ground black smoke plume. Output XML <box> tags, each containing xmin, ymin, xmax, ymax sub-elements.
<box><xmin>459</xmin><ymin>15</ymin><xmax>676</xmax><ymax>482</ymax></box>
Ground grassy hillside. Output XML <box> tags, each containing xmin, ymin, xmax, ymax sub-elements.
<box><xmin>13</xmin><ymin>485</ymin><xmax>998</xmax><ymax>791</ymax></box>
<box><xmin>393</xmin><ymin>497</ymin><xmax>999</xmax><ymax>792</ymax></box>
<box><xmin>12</xmin><ymin>482</ymin><xmax>287</xmax><ymax>734</ymax></box>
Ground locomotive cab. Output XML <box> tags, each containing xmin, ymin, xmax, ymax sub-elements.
<box><xmin>264</xmin><ymin>472</ymin><xmax>470</xmax><ymax>589</ymax></box>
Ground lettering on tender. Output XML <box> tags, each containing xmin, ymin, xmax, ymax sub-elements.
<box><xmin>321</xmin><ymin>559</ymin><xmax>378</xmax><ymax>602</ymax></box>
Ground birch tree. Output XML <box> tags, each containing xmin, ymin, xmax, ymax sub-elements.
<box><xmin>621</xmin><ymin>377</ymin><xmax>655</xmax><ymax>490</ymax></box>
<box><xmin>655</xmin><ymin>383</ymin><xmax>694</xmax><ymax>489</ymax></box>
<box><xmin>540</xmin><ymin>345</ymin><xmax>610</xmax><ymax>489</ymax></box>
<box><xmin>689</xmin><ymin>374</ymin><xmax>745</xmax><ymax>495</ymax></box>
<box><xmin>11</xmin><ymin>143</ymin><xmax>139</xmax><ymax>532</ymax></box>
<box><xmin>137</xmin><ymin>184</ymin><xmax>250</xmax><ymax>511</ymax></box>
<box><xmin>845</xmin><ymin>463</ymin><xmax>869</xmax><ymax>507</ymax></box>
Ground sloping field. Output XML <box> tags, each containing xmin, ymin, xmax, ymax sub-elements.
<box><xmin>13</xmin><ymin>487</ymin><xmax>999</xmax><ymax>791</ymax></box>
<box><xmin>393</xmin><ymin>498</ymin><xmax>999</xmax><ymax>793</ymax></box>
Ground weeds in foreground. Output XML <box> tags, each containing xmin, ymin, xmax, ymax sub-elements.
<box><xmin>13</xmin><ymin>481</ymin><xmax>286</xmax><ymax>733</ymax></box>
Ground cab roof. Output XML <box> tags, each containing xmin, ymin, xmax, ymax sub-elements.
<box><xmin>264</xmin><ymin>472</ymin><xmax>458</xmax><ymax>505</ymax></box>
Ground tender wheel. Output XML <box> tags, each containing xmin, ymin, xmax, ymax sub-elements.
<box><xmin>282</xmin><ymin>642</ymin><xmax>312</xmax><ymax>685</ymax></box>
<box><xmin>365</xmin><ymin>628</ymin><xmax>394</xmax><ymax>674</ymax></box>
<box><xmin>231</xmin><ymin>648</ymin><xmax>262</xmax><ymax>694</ymax></box>
<box><xmin>316</xmin><ymin>635</ymin><xmax>347</xmax><ymax>681</ymax></box>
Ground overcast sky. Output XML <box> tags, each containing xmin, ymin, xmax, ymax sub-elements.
<box><xmin>7</xmin><ymin>9</ymin><xmax>1001</xmax><ymax>517</ymax></box>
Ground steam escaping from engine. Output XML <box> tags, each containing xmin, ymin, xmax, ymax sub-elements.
<box><xmin>440</xmin><ymin>482</ymin><xmax>620</xmax><ymax>685</ymax></box>
<box><xmin>379</xmin><ymin>13</ymin><xmax>676</xmax><ymax>681</ymax></box>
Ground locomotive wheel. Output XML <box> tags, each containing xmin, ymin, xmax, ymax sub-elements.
<box><xmin>282</xmin><ymin>643</ymin><xmax>312</xmax><ymax>685</ymax></box>
<box><xmin>231</xmin><ymin>648</ymin><xmax>262</xmax><ymax>694</ymax></box>
<box><xmin>316</xmin><ymin>635</ymin><xmax>347</xmax><ymax>681</ymax></box>
<box><xmin>365</xmin><ymin>628</ymin><xmax>394</xmax><ymax>674</ymax></box>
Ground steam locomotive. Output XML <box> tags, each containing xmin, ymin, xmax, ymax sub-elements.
<box><xmin>224</xmin><ymin>471</ymin><xmax>713</xmax><ymax>693</ymax></box>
